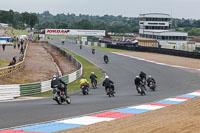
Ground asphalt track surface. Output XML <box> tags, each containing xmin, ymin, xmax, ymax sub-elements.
<box><xmin>1</xmin><ymin>38</ymin><xmax>200</xmax><ymax>129</ymax></box>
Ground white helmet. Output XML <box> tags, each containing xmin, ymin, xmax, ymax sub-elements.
<box><xmin>105</xmin><ymin>76</ymin><xmax>109</xmax><ymax>79</ymax></box>
<box><xmin>136</xmin><ymin>76</ymin><xmax>140</xmax><ymax>78</ymax></box>
<box><xmin>91</xmin><ymin>72</ymin><xmax>94</xmax><ymax>74</ymax></box>
<box><xmin>52</xmin><ymin>74</ymin><xmax>57</xmax><ymax>78</ymax></box>
<box><xmin>148</xmin><ymin>75</ymin><xmax>152</xmax><ymax>78</ymax></box>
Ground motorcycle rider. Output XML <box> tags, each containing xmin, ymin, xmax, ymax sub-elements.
<box><xmin>80</xmin><ymin>44</ymin><xmax>82</xmax><ymax>49</ymax></box>
<box><xmin>90</xmin><ymin>72</ymin><xmax>97</xmax><ymax>88</ymax></box>
<box><xmin>147</xmin><ymin>75</ymin><xmax>156</xmax><ymax>87</ymax></box>
<box><xmin>134</xmin><ymin>76</ymin><xmax>143</xmax><ymax>93</ymax></box>
<box><xmin>103</xmin><ymin>55</ymin><xmax>109</xmax><ymax>63</ymax></box>
<box><xmin>139</xmin><ymin>71</ymin><xmax>146</xmax><ymax>82</ymax></box>
<box><xmin>51</xmin><ymin>74</ymin><xmax>68</xmax><ymax>96</ymax></box>
<box><xmin>102</xmin><ymin>76</ymin><xmax>114</xmax><ymax>94</ymax></box>
<box><xmin>80</xmin><ymin>77</ymin><xmax>89</xmax><ymax>88</ymax></box>
<box><xmin>91</xmin><ymin>48</ymin><xmax>96</xmax><ymax>54</ymax></box>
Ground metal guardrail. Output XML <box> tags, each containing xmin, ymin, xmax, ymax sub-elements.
<box><xmin>0</xmin><ymin>41</ymin><xmax>83</xmax><ymax>100</ymax></box>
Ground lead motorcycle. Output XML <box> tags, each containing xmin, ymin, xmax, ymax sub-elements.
<box><xmin>80</xmin><ymin>83</ymin><xmax>89</xmax><ymax>95</ymax></box>
<box><xmin>137</xmin><ymin>83</ymin><xmax>146</xmax><ymax>96</ymax></box>
<box><xmin>52</xmin><ymin>86</ymin><xmax>71</xmax><ymax>105</ymax></box>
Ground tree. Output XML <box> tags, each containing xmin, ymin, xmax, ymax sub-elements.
<box><xmin>77</xmin><ymin>19</ymin><xmax>93</xmax><ymax>29</ymax></box>
<box><xmin>58</xmin><ymin>22</ymin><xmax>68</xmax><ymax>29</ymax></box>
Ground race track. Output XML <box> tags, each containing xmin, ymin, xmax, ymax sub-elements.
<box><xmin>0</xmin><ymin>38</ymin><xmax>200</xmax><ymax>129</ymax></box>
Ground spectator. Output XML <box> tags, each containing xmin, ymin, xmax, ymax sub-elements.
<box><xmin>13</xmin><ymin>44</ymin><xmax>16</xmax><ymax>49</ymax></box>
<box><xmin>13</xmin><ymin>57</ymin><xmax>16</xmax><ymax>64</ymax></box>
<box><xmin>17</xmin><ymin>43</ymin><xmax>20</xmax><ymax>49</ymax></box>
<box><xmin>20</xmin><ymin>46</ymin><xmax>24</xmax><ymax>54</ymax></box>
<box><xmin>8</xmin><ymin>57</ymin><xmax>16</xmax><ymax>66</ymax></box>
<box><xmin>2</xmin><ymin>44</ymin><xmax>5</xmax><ymax>51</ymax></box>
<box><xmin>21</xmin><ymin>39</ymin><xmax>24</xmax><ymax>46</ymax></box>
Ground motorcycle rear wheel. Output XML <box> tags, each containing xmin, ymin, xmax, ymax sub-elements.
<box><xmin>66</xmin><ymin>96</ymin><xmax>71</xmax><ymax>104</ymax></box>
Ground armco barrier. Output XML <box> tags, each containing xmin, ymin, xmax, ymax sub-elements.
<box><xmin>20</xmin><ymin>83</ymin><xmax>41</xmax><ymax>96</ymax></box>
<box><xmin>0</xmin><ymin>84</ymin><xmax>20</xmax><ymax>100</ymax></box>
<box><xmin>107</xmin><ymin>44</ymin><xmax>200</xmax><ymax>59</ymax></box>
<box><xmin>74</xmin><ymin>40</ymin><xmax>107</xmax><ymax>48</ymax></box>
<box><xmin>0</xmin><ymin>41</ymin><xmax>82</xmax><ymax>100</ymax></box>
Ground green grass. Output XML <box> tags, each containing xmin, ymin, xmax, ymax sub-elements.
<box><xmin>0</xmin><ymin>59</ymin><xmax>10</xmax><ymax>68</ymax></box>
<box><xmin>32</xmin><ymin>46</ymin><xmax>104</xmax><ymax>97</ymax></box>
<box><xmin>6</xmin><ymin>28</ymin><xmax>28</xmax><ymax>36</ymax></box>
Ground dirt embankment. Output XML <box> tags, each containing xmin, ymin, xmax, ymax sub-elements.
<box><xmin>56</xmin><ymin>97</ymin><xmax>200</xmax><ymax>133</ymax></box>
<box><xmin>0</xmin><ymin>42</ymin><xmax>77</xmax><ymax>84</ymax></box>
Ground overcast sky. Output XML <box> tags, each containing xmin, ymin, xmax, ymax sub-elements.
<box><xmin>0</xmin><ymin>0</ymin><xmax>199</xmax><ymax>19</ymax></box>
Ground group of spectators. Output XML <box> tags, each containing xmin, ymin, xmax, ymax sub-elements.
<box><xmin>7</xmin><ymin>39</ymin><xmax>27</xmax><ymax>67</ymax></box>
<box><xmin>99</xmin><ymin>38</ymin><xmax>139</xmax><ymax>47</ymax></box>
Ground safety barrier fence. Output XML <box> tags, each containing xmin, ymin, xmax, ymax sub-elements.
<box><xmin>70</xmin><ymin>40</ymin><xmax>107</xmax><ymax>48</ymax></box>
<box><xmin>0</xmin><ymin>41</ymin><xmax>82</xmax><ymax>101</ymax></box>
<box><xmin>0</xmin><ymin>42</ymin><xmax>29</xmax><ymax>78</ymax></box>
<box><xmin>107</xmin><ymin>44</ymin><xmax>200</xmax><ymax>59</ymax></box>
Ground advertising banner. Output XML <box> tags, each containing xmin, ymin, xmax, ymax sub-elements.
<box><xmin>45</xmin><ymin>29</ymin><xmax>105</xmax><ymax>36</ymax></box>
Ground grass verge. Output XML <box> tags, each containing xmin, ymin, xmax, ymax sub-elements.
<box><xmin>32</xmin><ymin>47</ymin><xmax>104</xmax><ymax>97</ymax></box>
<box><xmin>5</xmin><ymin>27</ymin><xmax>28</xmax><ymax>36</ymax></box>
<box><xmin>0</xmin><ymin>59</ymin><xmax>10</xmax><ymax>68</ymax></box>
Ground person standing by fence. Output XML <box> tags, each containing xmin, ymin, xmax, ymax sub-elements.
<box><xmin>20</xmin><ymin>46</ymin><xmax>24</xmax><ymax>54</ymax></box>
<box><xmin>13</xmin><ymin>43</ymin><xmax>16</xmax><ymax>49</ymax></box>
<box><xmin>2</xmin><ymin>44</ymin><xmax>5</xmax><ymax>51</ymax></box>
<box><xmin>17</xmin><ymin>42</ymin><xmax>20</xmax><ymax>49</ymax></box>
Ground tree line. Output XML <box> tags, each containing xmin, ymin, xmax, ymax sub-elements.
<box><xmin>34</xmin><ymin>11</ymin><xmax>139</xmax><ymax>33</ymax></box>
<box><xmin>0</xmin><ymin>10</ymin><xmax>38</xmax><ymax>29</ymax></box>
<box><xmin>1</xmin><ymin>10</ymin><xmax>200</xmax><ymax>36</ymax></box>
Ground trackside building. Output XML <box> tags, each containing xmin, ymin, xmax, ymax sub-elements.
<box><xmin>139</xmin><ymin>13</ymin><xmax>188</xmax><ymax>45</ymax></box>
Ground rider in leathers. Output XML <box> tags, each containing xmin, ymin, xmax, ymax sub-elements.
<box><xmin>102</xmin><ymin>76</ymin><xmax>114</xmax><ymax>94</ymax></box>
<box><xmin>51</xmin><ymin>74</ymin><xmax>68</xmax><ymax>96</ymax></box>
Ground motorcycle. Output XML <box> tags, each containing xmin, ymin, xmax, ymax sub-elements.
<box><xmin>91</xmin><ymin>79</ymin><xmax>97</xmax><ymax>89</ymax></box>
<box><xmin>80</xmin><ymin>83</ymin><xmax>89</xmax><ymax>95</ymax></box>
<box><xmin>62</xmin><ymin>40</ymin><xmax>65</xmax><ymax>45</ymax></box>
<box><xmin>149</xmin><ymin>81</ymin><xmax>156</xmax><ymax>91</ymax></box>
<box><xmin>137</xmin><ymin>83</ymin><xmax>146</xmax><ymax>96</ymax></box>
<box><xmin>107</xmin><ymin>84</ymin><xmax>115</xmax><ymax>97</ymax></box>
<box><xmin>92</xmin><ymin>49</ymin><xmax>95</xmax><ymax>54</ymax></box>
<box><xmin>104</xmin><ymin>58</ymin><xmax>109</xmax><ymax>64</ymax></box>
<box><xmin>52</xmin><ymin>87</ymin><xmax>71</xmax><ymax>105</ymax></box>
<box><xmin>80</xmin><ymin>44</ymin><xmax>82</xmax><ymax>49</ymax></box>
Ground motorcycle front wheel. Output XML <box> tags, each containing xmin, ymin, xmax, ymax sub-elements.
<box><xmin>66</xmin><ymin>96</ymin><xmax>71</xmax><ymax>104</ymax></box>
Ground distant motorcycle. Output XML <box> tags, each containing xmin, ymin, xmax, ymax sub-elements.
<box><xmin>62</xmin><ymin>40</ymin><xmax>65</xmax><ymax>45</ymax></box>
<box><xmin>80</xmin><ymin>83</ymin><xmax>89</xmax><ymax>95</ymax></box>
<box><xmin>107</xmin><ymin>84</ymin><xmax>115</xmax><ymax>97</ymax></box>
<box><xmin>52</xmin><ymin>87</ymin><xmax>71</xmax><ymax>105</ymax></box>
<box><xmin>80</xmin><ymin>44</ymin><xmax>82</xmax><ymax>49</ymax></box>
<box><xmin>92</xmin><ymin>49</ymin><xmax>95</xmax><ymax>54</ymax></box>
<box><xmin>149</xmin><ymin>81</ymin><xmax>156</xmax><ymax>91</ymax></box>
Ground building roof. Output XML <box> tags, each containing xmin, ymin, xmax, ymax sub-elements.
<box><xmin>139</xmin><ymin>13</ymin><xmax>170</xmax><ymax>18</ymax></box>
<box><xmin>143</xmin><ymin>30</ymin><xmax>188</xmax><ymax>36</ymax></box>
